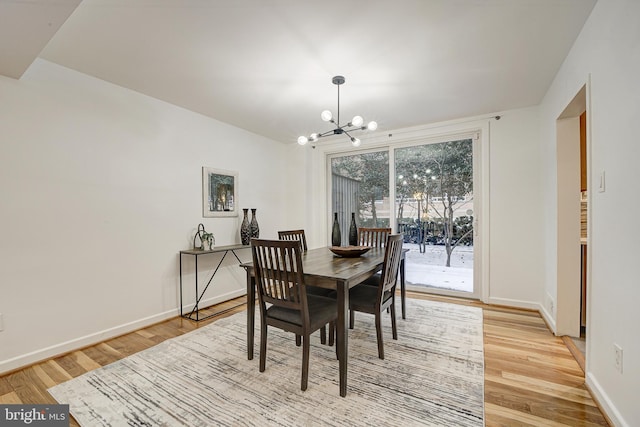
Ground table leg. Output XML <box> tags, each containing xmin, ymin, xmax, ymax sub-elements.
<box><xmin>336</xmin><ymin>280</ymin><xmax>348</xmax><ymax>397</ymax></box>
<box><xmin>179</xmin><ymin>253</ymin><xmax>183</xmax><ymax>318</ymax></box>
<box><xmin>246</xmin><ymin>269</ymin><xmax>255</xmax><ymax>360</ymax></box>
<box><xmin>194</xmin><ymin>256</ymin><xmax>199</xmax><ymax>321</ymax></box>
<box><xmin>400</xmin><ymin>258</ymin><xmax>406</xmax><ymax>320</ymax></box>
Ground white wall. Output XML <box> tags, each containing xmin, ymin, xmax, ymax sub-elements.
<box><xmin>486</xmin><ymin>107</ymin><xmax>545</xmax><ymax>310</ymax></box>
<box><xmin>291</xmin><ymin>107</ymin><xmax>546</xmax><ymax>310</ymax></box>
<box><xmin>0</xmin><ymin>60</ymin><xmax>289</xmax><ymax>373</ymax></box>
<box><xmin>539</xmin><ymin>0</ymin><xmax>640</xmax><ymax>425</ymax></box>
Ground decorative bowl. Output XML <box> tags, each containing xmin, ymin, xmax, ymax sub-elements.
<box><xmin>329</xmin><ymin>246</ymin><xmax>372</xmax><ymax>258</ymax></box>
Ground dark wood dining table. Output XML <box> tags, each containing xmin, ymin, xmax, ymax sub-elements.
<box><xmin>240</xmin><ymin>246</ymin><xmax>406</xmax><ymax>397</ymax></box>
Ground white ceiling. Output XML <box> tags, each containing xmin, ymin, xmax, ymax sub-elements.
<box><xmin>2</xmin><ymin>0</ymin><xmax>597</xmax><ymax>144</ymax></box>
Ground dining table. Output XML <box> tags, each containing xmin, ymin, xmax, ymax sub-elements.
<box><xmin>240</xmin><ymin>245</ymin><xmax>406</xmax><ymax>397</ymax></box>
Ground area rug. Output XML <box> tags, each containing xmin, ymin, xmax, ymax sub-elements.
<box><xmin>49</xmin><ymin>299</ymin><xmax>484</xmax><ymax>426</ymax></box>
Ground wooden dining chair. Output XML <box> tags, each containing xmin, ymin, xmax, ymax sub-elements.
<box><xmin>358</xmin><ymin>227</ymin><xmax>391</xmax><ymax>248</ymax></box>
<box><xmin>278</xmin><ymin>228</ymin><xmax>334</xmax><ymax>346</ymax></box>
<box><xmin>348</xmin><ymin>234</ymin><xmax>403</xmax><ymax>359</ymax></box>
<box><xmin>251</xmin><ymin>238</ymin><xmax>338</xmax><ymax>391</ymax></box>
<box><xmin>278</xmin><ymin>229</ymin><xmax>308</xmax><ymax>251</ymax></box>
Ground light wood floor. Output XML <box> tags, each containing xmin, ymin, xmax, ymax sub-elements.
<box><xmin>0</xmin><ymin>293</ymin><xmax>610</xmax><ymax>426</ymax></box>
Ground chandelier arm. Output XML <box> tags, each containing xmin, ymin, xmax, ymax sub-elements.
<box><xmin>342</xmin><ymin>129</ymin><xmax>354</xmax><ymax>139</ymax></box>
<box><xmin>341</xmin><ymin>125</ymin><xmax>367</xmax><ymax>132</ymax></box>
<box><xmin>317</xmin><ymin>130</ymin><xmax>335</xmax><ymax>138</ymax></box>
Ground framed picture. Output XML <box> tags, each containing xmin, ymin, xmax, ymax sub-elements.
<box><xmin>202</xmin><ymin>167</ymin><xmax>238</xmax><ymax>217</ymax></box>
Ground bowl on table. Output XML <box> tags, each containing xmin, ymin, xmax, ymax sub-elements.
<box><xmin>329</xmin><ymin>246</ymin><xmax>371</xmax><ymax>258</ymax></box>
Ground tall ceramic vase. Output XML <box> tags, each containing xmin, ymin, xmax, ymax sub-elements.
<box><xmin>240</xmin><ymin>208</ymin><xmax>251</xmax><ymax>245</ymax></box>
<box><xmin>250</xmin><ymin>208</ymin><xmax>260</xmax><ymax>239</ymax></box>
<box><xmin>331</xmin><ymin>212</ymin><xmax>341</xmax><ymax>246</ymax></box>
<box><xmin>349</xmin><ymin>212</ymin><xmax>358</xmax><ymax>246</ymax></box>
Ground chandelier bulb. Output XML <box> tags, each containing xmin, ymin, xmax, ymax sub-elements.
<box><xmin>309</xmin><ymin>133</ymin><xmax>319</xmax><ymax>142</ymax></box>
<box><xmin>321</xmin><ymin>110</ymin><xmax>333</xmax><ymax>122</ymax></box>
<box><xmin>367</xmin><ymin>121</ymin><xmax>378</xmax><ymax>131</ymax></box>
<box><xmin>297</xmin><ymin>136</ymin><xmax>309</xmax><ymax>145</ymax></box>
<box><xmin>351</xmin><ymin>115</ymin><xmax>364</xmax><ymax>127</ymax></box>
<box><xmin>351</xmin><ymin>137</ymin><xmax>361</xmax><ymax>147</ymax></box>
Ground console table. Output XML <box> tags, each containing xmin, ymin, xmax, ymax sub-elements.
<box><xmin>179</xmin><ymin>244</ymin><xmax>248</xmax><ymax>321</ymax></box>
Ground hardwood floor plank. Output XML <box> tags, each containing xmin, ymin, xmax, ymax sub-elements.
<box><xmin>39</xmin><ymin>360</ymin><xmax>73</xmax><ymax>385</ymax></box>
<box><xmin>487</xmin><ymin>361</ymin><xmax>586</xmax><ymax>390</ymax></box>
<box><xmin>0</xmin><ymin>376</ymin><xmax>12</xmax><ymax>395</ymax></box>
<box><xmin>71</xmin><ymin>350</ymin><xmax>102</xmax><ymax>372</ymax></box>
<box><xmin>31</xmin><ymin>365</ymin><xmax>57</xmax><ymax>390</ymax></box>
<box><xmin>485</xmin><ymin>402</ymin><xmax>575</xmax><ymax>427</ymax></box>
<box><xmin>485</xmin><ymin>379</ymin><xmax>608</xmax><ymax>425</ymax></box>
<box><xmin>0</xmin><ymin>391</ymin><xmax>22</xmax><ymax>404</ymax></box>
<box><xmin>77</xmin><ymin>344</ymin><xmax>122</xmax><ymax>367</ymax></box>
<box><xmin>486</xmin><ymin>343</ymin><xmax>581</xmax><ymax>371</ymax></box>
<box><xmin>104</xmin><ymin>332</ymin><xmax>157</xmax><ymax>357</ymax></box>
<box><xmin>51</xmin><ymin>354</ymin><xmax>88</xmax><ymax>379</ymax></box>
<box><xmin>6</xmin><ymin>369</ymin><xmax>52</xmax><ymax>404</ymax></box>
<box><xmin>494</xmin><ymin>371</ymin><xmax>596</xmax><ymax>406</ymax></box>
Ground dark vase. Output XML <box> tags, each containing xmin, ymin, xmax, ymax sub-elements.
<box><xmin>240</xmin><ymin>208</ymin><xmax>251</xmax><ymax>245</ymax></box>
<box><xmin>250</xmin><ymin>208</ymin><xmax>260</xmax><ymax>239</ymax></box>
<box><xmin>331</xmin><ymin>212</ymin><xmax>341</xmax><ymax>246</ymax></box>
<box><xmin>349</xmin><ymin>212</ymin><xmax>358</xmax><ymax>246</ymax></box>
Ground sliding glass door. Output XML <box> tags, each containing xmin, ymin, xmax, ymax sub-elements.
<box><xmin>394</xmin><ymin>139</ymin><xmax>475</xmax><ymax>296</ymax></box>
<box><xmin>329</xmin><ymin>136</ymin><xmax>479</xmax><ymax>299</ymax></box>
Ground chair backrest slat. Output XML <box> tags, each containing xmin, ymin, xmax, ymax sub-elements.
<box><xmin>278</xmin><ymin>229</ymin><xmax>308</xmax><ymax>251</ymax></box>
<box><xmin>358</xmin><ymin>227</ymin><xmax>392</xmax><ymax>248</ymax></box>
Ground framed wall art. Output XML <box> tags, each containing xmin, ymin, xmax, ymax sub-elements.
<box><xmin>202</xmin><ymin>167</ymin><xmax>238</xmax><ymax>217</ymax></box>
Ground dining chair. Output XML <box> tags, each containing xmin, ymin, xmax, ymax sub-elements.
<box><xmin>278</xmin><ymin>228</ymin><xmax>333</xmax><ymax>345</ymax></box>
<box><xmin>250</xmin><ymin>238</ymin><xmax>338</xmax><ymax>391</ymax></box>
<box><xmin>278</xmin><ymin>229</ymin><xmax>308</xmax><ymax>251</ymax></box>
<box><xmin>348</xmin><ymin>234</ymin><xmax>403</xmax><ymax>359</ymax></box>
<box><xmin>358</xmin><ymin>227</ymin><xmax>391</xmax><ymax>248</ymax></box>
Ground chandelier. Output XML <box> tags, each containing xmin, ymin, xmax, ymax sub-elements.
<box><xmin>297</xmin><ymin>75</ymin><xmax>378</xmax><ymax>147</ymax></box>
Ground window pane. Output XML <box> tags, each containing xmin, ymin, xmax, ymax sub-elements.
<box><xmin>331</xmin><ymin>151</ymin><xmax>389</xmax><ymax>245</ymax></box>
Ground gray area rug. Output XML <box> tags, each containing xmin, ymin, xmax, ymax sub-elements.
<box><xmin>49</xmin><ymin>299</ymin><xmax>484</xmax><ymax>426</ymax></box>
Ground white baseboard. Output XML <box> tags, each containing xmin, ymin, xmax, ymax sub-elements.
<box><xmin>0</xmin><ymin>289</ymin><xmax>246</xmax><ymax>375</ymax></box>
<box><xmin>538</xmin><ymin>305</ymin><xmax>557</xmax><ymax>334</ymax></box>
<box><xmin>486</xmin><ymin>296</ymin><xmax>540</xmax><ymax>311</ymax></box>
<box><xmin>586</xmin><ymin>372</ymin><xmax>628</xmax><ymax>427</ymax></box>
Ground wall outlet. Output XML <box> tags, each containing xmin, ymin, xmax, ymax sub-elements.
<box><xmin>614</xmin><ymin>343</ymin><xmax>623</xmax><ymax>373</ymax></box>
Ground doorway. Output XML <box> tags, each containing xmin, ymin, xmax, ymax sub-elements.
<box><xmin>556</xmin><ymin>84</ymin><xmax>588</xmax><ymax>359</ymax></box>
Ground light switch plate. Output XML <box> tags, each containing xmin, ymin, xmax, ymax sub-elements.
<box><xmin>599</xmin><ymin>170</ymin><xmax>606</xmax><ymax>193</ymax></box>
